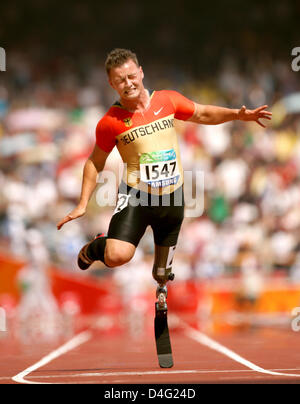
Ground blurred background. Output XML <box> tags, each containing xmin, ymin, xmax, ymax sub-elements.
<box><xmin>0</xmin><ymin>0</ymin><xmax>300</xmax><ymax>342</ymax></box>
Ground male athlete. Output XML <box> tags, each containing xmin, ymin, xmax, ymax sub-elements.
<box><xmin>57</xmin><ymin>48</ymin><xmax>271</xmax><ymax>285</ymax></box>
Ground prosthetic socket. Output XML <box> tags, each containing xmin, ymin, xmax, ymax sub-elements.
<box><xmin>152</xmin><ymin>245</ymin><xmax>176</xmax><ymax>311</ymax></box>
<box><xmin>152</xmin><ymin>245</ymin><xmax>176</xmax><ymax>286</ymax></box>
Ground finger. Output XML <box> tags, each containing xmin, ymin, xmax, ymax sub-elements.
<box><xmin>57</xmin><ymin>222</ymin><xmax>64</xmax><ymax>230</ymax></box>
<box><xmin>260</xmin><ymin>115</ymin><xmax>272</xmax><ymax>120</ymax></box>
<box><xmin>57</xmin><ymin>220</ymin><xmax>66</xmax><ymax>230</ymax></box>
<box><xmin>259</xmin><ymin>111</ymin><xmax>272</xmax><ymax>116</ymax></box>
<box><xmin>256</xmin><ymin>119</ymin><xmax>266</xmax><ymax>128</ymax></box>
<box><xmin>259</xmin><ymin>111</ymin><xmax>273</xmax><ymax>116</ymax></box>
<box><xmin>256</xmin><ymin>105</ymin><xmax>268</xmax><ymax>112</ymax></box>
<box><xmin>57</xmin><ymin>216</ymin><xmax>72</xmax><ymax>230</ymax></box>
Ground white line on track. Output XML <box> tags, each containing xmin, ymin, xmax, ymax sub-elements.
<box><xmin>10</xmin><ymin>322</ymin><xmax>300</xmax><ymax>384</ymax></box>
<box><xmin>2</xmin><ymin>368</ymin><xmax>300</xmax><ymax>383</ymax></box>
<box><xmin>12</xmin><ymin>330</ymin><xmax>92</xmax><ymax>384</ymax></box>
<box><xmin>184</xmin><ymin>324</ymin><xmax>300</xmax><ymax>378</ymax></box>
<box><xmin>12</xmin><ymin>368</ymin><xmax>300</xmax><ymax>379</ymax></box>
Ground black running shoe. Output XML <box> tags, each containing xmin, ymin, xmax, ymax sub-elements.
<box><xmin>77</xmin><ymin>233</ymin><xmax>105</xmax><ymax>270</ymax></box>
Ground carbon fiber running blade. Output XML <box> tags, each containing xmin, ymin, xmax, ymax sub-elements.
<box><xmin>155</xmin><ymin>307</ymin><xmax>173</xmax><ymax>368</ymax></box>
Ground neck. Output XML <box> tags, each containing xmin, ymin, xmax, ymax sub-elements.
<box><xmin>120</xmin><ymin>89</ymin><xmax>150</xmax><ymax>113</ymax></box>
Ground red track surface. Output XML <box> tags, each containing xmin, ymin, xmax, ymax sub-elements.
<box><xmin>1</xmin><ymin>315</ymin><xmax>300</xmax><ymax>385</ymax></box>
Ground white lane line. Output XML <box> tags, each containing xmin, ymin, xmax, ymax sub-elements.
<box><xmin>29</xmin><ymin>370</ymin><xmax>200</xmax><ymax>379</ymax></box>
<box><xmin>12</xmin><ymin>330</ymin><xmax>92</xmax><ymax>384</ymax></box>
<box><xmin>184</xmin><ymin>325</ymin><xmax>300</xmax><ymax>378</ymax></box>
<box><xmin>10</xmin><ymin>323</ymin><xmax>300</xmax><ymax>384</ymax></box>
<box><xmin>2</xmin><ymin>368</ymin><xmax>300</xmax><ymax>383</ymax></box>
<box><xmin>19</xmin><ymin>367</ymin><xmax>300</xmax><ymax>380</ymax></box>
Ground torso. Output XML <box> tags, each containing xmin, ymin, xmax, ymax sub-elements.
<box><xmin>96</xmin><ymin>90</ymin><xmax>195</xmax><ymax>195</ymax></box>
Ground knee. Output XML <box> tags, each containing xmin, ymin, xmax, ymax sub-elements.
<box><xmin>105</xmin><ymin>244</ymin><xmax>135</xmax><ymax>268</ymax></box>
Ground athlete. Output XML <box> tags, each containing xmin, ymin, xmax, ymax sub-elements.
<box><xmin>57</xmin><ymin>48</ymin><xmax>272</xmax><ymax>285</ymax></box>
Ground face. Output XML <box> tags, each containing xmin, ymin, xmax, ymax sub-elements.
<box><xmin>108</xmin><ymin>59</ymin><xmax>144</xmax><ymax>101</ymax></box>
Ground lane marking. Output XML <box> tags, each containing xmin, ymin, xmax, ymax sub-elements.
<box><xmin>184</xmin><ymin>325</ymin><xmax>300</xmax><ymax>378</ymax></box>
<box><xmin>12</xmin><ymin>330</ymin><xmax>92</xmax><ymax>384</ymax></box>
<box><xmin>17</xmin><ymin>367</ymin><xmax>300</xmax><ymax>379</ymax></box>
<box><xmin>2</xmin><ymin>368</ymin><xmax>300</xmax><ymax>383</ymax></box>
<box><xmin>9</xmin><ymin>323</ymin><xmax>300</xmax><ymax>383</ymax></box>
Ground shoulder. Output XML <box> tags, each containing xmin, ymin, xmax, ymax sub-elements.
<box><xmin>154</xmin><ymin>89</ymin><xmax>179</xmax><ymax>100</ymax></box>
<box><xmin>156</xmin><ymin>89</ymin><xmax>183</xmax><ymax>98</ymax></box>
<box><xmin>156</xmin><ymin>90</ymin><xmax>195</xmax><ymax>121</ymax></box>
<box><xmin>151</xmin><ymin>90</ymin><xmax>183</xmax><ymax>111</ymax></box>
<box><xmin>95</xmin><ymin>108</ymin><xmax>118</xmax><ymax>153</ymax></box>
<box><xmin>96</xmin><ymin>105</ymin><xmax>123</xmax><ymax>132</ymax></box>
<box><xmin>154</xmin><ymin>89</ymin><xmax>190</xmax><ymax>106</ymax></box>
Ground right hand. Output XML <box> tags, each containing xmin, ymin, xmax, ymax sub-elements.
<box><xmin>57</xmin><ymin>205</ymin><xmax>86</xmax><ymax>230</ymax></box>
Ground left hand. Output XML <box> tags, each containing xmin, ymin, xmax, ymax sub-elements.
<box><xmin>238</xmin><ymin>105</ymin><xmax>272</xmax><ymax>128</ymax></box>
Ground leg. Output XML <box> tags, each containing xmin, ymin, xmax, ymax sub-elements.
<box><xmin>151</xmin><ymin>187</ymin><xmax>184</xmax><ymax>285</ymax></box>
<box><xmin>104</xmin><ymin>239</ymin><xmax>136</xmax><ymax>268</ymax></box>
<box><xmin>150</xmin><ymin>190</ymin><xmax>184</xmax><ymax>368</ymax></box>
<box><xmin>78</xmin><ymin>189</ymin><xmax>150</xmax><ymax>270</ymax></box>
<box><xmin>152</xmin><ymin>244</ymin><xmax>176</xmax><ymax>312</ymax></box>
<box><xmin>152</xmin><ymin>244</ymin><xmax>177</xmax><ymax>369</ymax></box>
<box><xmin>82</xmin><ymin>236</ymin><xmax>136</xmax><ymax>269</ymax></box>
<box><xmin>79</xmin><ymin>234</ymin><xmax>138</xmax><ymax>270</ymax></box>
<box><xmin>152</xmin><ymin>245</ymin><xmax>176</xmax><ymax>286</ymax></box>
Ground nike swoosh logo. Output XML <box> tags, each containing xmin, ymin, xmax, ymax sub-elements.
<box><xmin>154</xmin><ymin>107</ymin><xmax>164</xmax><ymax>116</ymax></box>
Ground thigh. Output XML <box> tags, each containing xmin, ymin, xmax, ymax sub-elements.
<box><xmin>107</xmin><ymin>195</ymin><xmax>150</xmax><ymax>247</ymax></box>
<box><xmin>151</xmin><ymin>204</ymin><xmax>184</xmax><ymax>246</ymax></box>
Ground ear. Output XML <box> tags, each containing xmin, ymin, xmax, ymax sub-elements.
<box><xmin>140</xmin><ymin>66</ymin><xmax>144</xmax><ymax>80</ymax></box>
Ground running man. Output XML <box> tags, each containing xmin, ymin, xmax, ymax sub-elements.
<box><xmin>57</xmin><ymin>48</ymin><xmax>271</xmax><ymax>284</ymax></box>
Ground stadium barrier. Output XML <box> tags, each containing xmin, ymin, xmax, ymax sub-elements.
<box><xmin>1</xmin><ymin>253</ymin><xmax>300</xmax><ymax>333</ymax></box>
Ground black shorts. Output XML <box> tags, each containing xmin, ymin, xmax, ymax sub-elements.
<box><xmin>107</xmin><ymin>183</ymin><xmax>185</xmax><ymax>247</ymax></box>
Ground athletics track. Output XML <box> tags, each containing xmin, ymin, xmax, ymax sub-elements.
<box><xmin>1</xmin><ymin>253</ymin><xmax>300</xmax><ymax>385</ymax></box>
<box><xmin>1</xmin><ymin>313</ymin><xmax>300</xmax><ymax>384</ymax></box>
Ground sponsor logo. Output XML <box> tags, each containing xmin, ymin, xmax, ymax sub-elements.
<box><xmin>154</xmin><ymin>107</ymin><xmax>164</xmax><ymax>116</ymax></box>
<box><xmin>147</xmin><ymin>175</ymin><xmax>180</xmax><ymax>188</ymax></box>
<box><xmin>140</xmin><ymin>149</ymin><xmax>176</xmax><ymax>164</ymax></box>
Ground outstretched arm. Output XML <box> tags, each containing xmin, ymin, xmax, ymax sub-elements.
<box><xmin>188</xmin><ymin>103</ymin><xmax>272</xmax><ymax>128</ymax></box>
<box><xmin>57</xmin><ymin>145</ymin><xmax>109</xmax><ymax>230</ymax></box>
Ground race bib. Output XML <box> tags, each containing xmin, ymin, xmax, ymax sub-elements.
<box><xmin>140</xmin><ymin>149</ymin><xmax>180</xmax><ymax>188</ymax></box>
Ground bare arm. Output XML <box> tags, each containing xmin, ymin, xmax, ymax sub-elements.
<box><xmin>78</xmin><ymin>145</ymin><xmax>109</xmax><ymax>209</ymax></box>
<box><xmin>189</xmin><ymin>103</ymin><xmax>272</xmax><ymax>127</ymax></box>
<box><xmin>57</xmin><ymin>145</ymin><xmax>109</xmax><ymax>230</ymax></box>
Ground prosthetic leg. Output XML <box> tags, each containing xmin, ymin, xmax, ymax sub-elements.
<box><xmin>153</xmin><ymin>245</ymin><xmax>176</xmax><ymax>368</ymax></box>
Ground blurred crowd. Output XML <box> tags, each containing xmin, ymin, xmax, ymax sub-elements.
<box><xmin>1</xmin><ymin>50</ymin><xmax>300</xmax><ymax>284</ymax></box>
